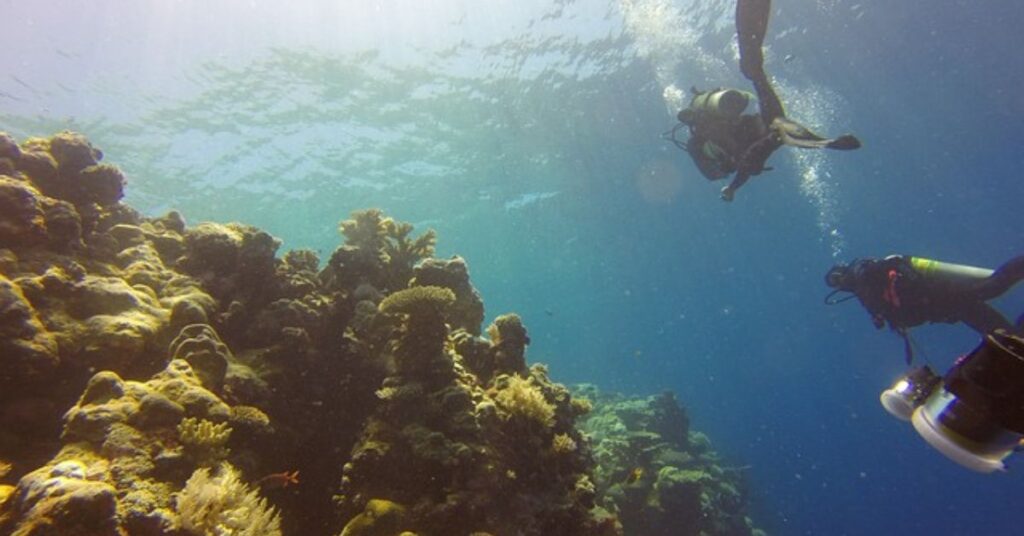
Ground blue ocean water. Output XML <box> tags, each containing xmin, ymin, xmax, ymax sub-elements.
<box><xmin>2</xmin><ymin>0</ymin><xmax>1023</xmax><ymax>534</ymax></box>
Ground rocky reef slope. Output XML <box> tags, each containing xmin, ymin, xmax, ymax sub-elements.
<box><xmin>0</xmin><ymin>131</ymin><xmax>761</xmax><ymax>536</ymax></box>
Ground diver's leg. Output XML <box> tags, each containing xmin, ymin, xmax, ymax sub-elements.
<box><xmin>974</xmin><ymin>256</ymin><xmax>1024</xmax><ymax>300</ymax></box>
<box><xmin>737</xmin><ymin>0</ymin><xmax>771</xmax><ymax>81</ymax></box>
<box><xmin>737</xmin><ymin>0</ymin><xmax>786</xmax><ymax>125</ymax></box>
<box><xmin>770</xmin><ymin>117</ymin><xmax>862</xmax><ymax>150</ymax></box>
<box><xmin>960</xmin><ymin>302</ymin><xmax>1014</xmax><ymax>335</ymax></box>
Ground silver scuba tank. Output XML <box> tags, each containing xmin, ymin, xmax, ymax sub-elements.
<box><xmin>909</xmin><ymin>257</ymin><xmax>994</xmax><ymax>290</ymax></box>
<box><xmin>689</xmin><ymin>89</ymin><xmax>751</xmax><ymax>119</ymax></box>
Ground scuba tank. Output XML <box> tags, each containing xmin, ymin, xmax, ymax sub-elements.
<box><xmin>909</xmin><ymin>257</ymin><xmax>994</xmax><ymax>291</ymax></box>
<box><xmin>688</xmin><ymin>89</ymin><xmax>752</xmax><ymax>119</ymax></box>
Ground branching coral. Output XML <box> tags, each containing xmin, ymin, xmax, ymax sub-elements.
<box><xmin>382</xmin><ymin>219</ymin><xmax>436</xmax><ymax>291</ymax></box>
<box><xmin>339</xmin><ymin>209</ymin><xmax>388</xmax><ymax>252</ymax></box>
<box><xmin>177</xmin><ymin>417</ymin><xmax>232</xmax><ymax>467</ymax></box>
<box><xmin>174</xmin><ymin>463</ymin><xmax>281</xmax><ymax>536</ymax></box>
<box><xmin>332</xmin><ymin>209</ymin><xmax>437</xmax><ymax>292</ymax></box>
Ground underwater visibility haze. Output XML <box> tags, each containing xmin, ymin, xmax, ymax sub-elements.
<box><xmin>2</xmin><ymin>0</ymin><xmax>1024</xmax><ymax>534</ymax></box>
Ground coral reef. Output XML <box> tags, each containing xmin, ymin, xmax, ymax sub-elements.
<box><xmin>577</xmin><ymin>386</ymin><xmax>765</xmax><ymax>536</ymax></box>
<box><xmin>0</xmin><ymin>131</ymin><xmax>763</xmax><ymax>536</ymax></box>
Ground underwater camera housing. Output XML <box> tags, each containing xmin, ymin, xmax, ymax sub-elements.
<box><xmin>881</xmin><ymin>331</ymin><xmax>1024</xmax><ymax>473</ymax></box>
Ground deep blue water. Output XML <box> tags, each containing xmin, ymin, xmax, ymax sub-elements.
<box><xmin>3</xmin><ymin>0</ymin><xmax>1024</xmax><ymax>534</ymax></box>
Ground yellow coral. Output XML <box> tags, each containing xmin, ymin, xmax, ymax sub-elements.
<box><xmin>0</xmin><ymin>484</ymin><xmax>13</xmax><ymax>508</ymax></box>
<box><xmin>340</xmin><ymin>498</ymin><xmax>407</xmax><ymax>536</ymax></box>
<box><xmin>494</xmin><ymin>375</ymin><xmax>555</xmax><ymax>428</ymax></box>
<box><xmin>177</xmin><ymin>417</ymin><xmax>231</xmax><ymax>465</ymax></box>
<box><xmin>570</xmin><ymin>397</ymin><xmax>593</xmax><ymax>417</ymax></box>
<box><xmin>551</xmin><ymin>433</ymin><xmax>578</xmax><ymax>454</ymax></box>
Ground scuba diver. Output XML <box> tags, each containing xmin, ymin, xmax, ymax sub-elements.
<box><xmin>825</xmin><ymin>255</ymin><xmax>1024</xmax><ymax>361</ymax></box>
<box><xmin>666</xmin><ymin>0</ymin><xmax>861</xmax><ymax>201</ymax></box>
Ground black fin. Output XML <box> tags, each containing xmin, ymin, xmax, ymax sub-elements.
<box><xmin>826</xmin><ymin>134</ymin><xmax>861</xmax><ymax>150</ymax></box>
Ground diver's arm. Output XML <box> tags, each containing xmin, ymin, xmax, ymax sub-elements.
<box><xmin>720</xmin><ymin>170</ymin><xmax>750</xmax><ymax>202</ymax></box>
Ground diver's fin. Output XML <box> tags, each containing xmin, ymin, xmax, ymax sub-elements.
<box><xmin>771</xmin><ymin>117</ymin><xmax>828</xmax><ymax>148</ymax></box>
<box><xmin>771</xmin><ymin>118</ymin><xmax>861</xmax><ymax>150</ymax></box>
<box><xmin>826</xmin><ymin>134</ymin><xmax>861</xmax><ymax>150</ymax></box>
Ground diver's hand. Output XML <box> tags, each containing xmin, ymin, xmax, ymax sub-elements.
<box><xmin>720</xmin><ymin>186</ymin><xmax>735</xmax><ymax>202</ymax></box>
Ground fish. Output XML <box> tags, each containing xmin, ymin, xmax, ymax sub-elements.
<box><xmin>255</xmin><ymin>470</ymin><xmax>300</xmax><ymax>489</ymax></box>
<box><xmin>624</xmin><ymin>467</ymin><xmax>644</xmax><ymax>484</ymax></box>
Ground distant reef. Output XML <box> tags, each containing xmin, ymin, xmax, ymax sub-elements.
<box><xmin>0</xmin><ymin>131</ymin><xmax>763</xmax><ymax>536</ymax></box>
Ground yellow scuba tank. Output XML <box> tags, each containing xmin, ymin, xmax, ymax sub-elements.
<box><xmin>689</xmin><ymin>89</ymin><xmax>752</xmax><ymax>119</ymax></box>
<box><xmin>909</xmin><ymin>257</ymin><xmax>994</xmax><ymax>288</ymax></box>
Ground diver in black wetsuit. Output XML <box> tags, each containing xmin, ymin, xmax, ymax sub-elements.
<box><xmin>668</xmin><ymin>0</ymin><xmax>861</xmax><ymax>201</ymax></box>
<box><xmin>825</xmin><ymin>255</ymin><xmax>1024</xmax><ymax>361</ymax></box>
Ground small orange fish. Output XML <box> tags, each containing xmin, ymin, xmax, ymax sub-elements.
<box><xmin>256</xmin><ymin>470</ymin><xmax>300</xmax><ymax>490</ymax></box>
<box><xmin>624</xmin><ymin>467</ymin><xmax>644</xmax><ymax>484</ymax></box>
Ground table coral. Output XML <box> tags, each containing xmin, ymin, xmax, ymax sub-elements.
<box><xmin>379</xmin><ymin>285</ymin><xmax>456</xmax><ymax>378</ymax></box>
<box><xmin>410</xmin><ymin>256</ymin><xmax>484</xmax><ymax>335</ymax></box>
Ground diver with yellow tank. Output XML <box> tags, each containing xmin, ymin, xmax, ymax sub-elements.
<box><xmin>824</xmin><ymin>255</ymin><xmax>1024</xmax><ymax>362</ymax></box>
<box><xmin>666</xmin><ymin>0</ymin><xmax>861</xmax><ymax>201</ymax></box>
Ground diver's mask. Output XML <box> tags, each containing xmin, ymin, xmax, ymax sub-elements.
<box><xmin>825</xmin><ymin>264</ymin><xmax>849</xmax><ymax>289</ymax></box>
<box><xmin>824</xmin><ymin>260</ymin><xmax>862</xmax><ymax>304</ymax></box>
<box><xmin>881</xmin><ymin>331</ymin><xmax>1024</xmax><ymax>473</ymax></box>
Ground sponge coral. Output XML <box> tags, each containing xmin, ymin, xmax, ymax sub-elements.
<box><xmin>174</xmin><ymin>463</ymin><xmax>281</xmax><ymax>536</ymax></box>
